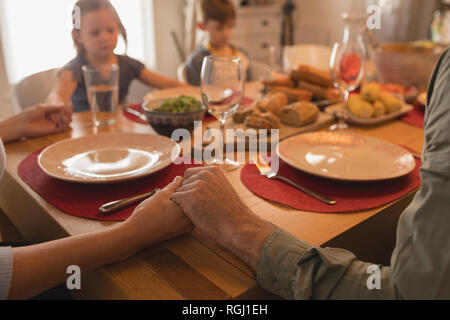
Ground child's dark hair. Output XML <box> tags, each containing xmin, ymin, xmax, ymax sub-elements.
<box><xmin>71</xmin><ymin>0</ymin><xmax>127</xmax><ymax>56</ymax></box>
<box><xmin>201</xmin><ymin>0</ymin><xmax>236</xmax><ymax>23</ymax></box>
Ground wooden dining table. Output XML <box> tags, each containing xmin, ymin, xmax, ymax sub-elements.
<box><xmin>0</xmin><ymin>84</ymin><xmax>424</xmax><ymax>299</ymax></box>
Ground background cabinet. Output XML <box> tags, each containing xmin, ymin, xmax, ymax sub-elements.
<box><xmin>232</xmin><ymin>5</ymin><xmax>282</xmax><ymax>64</ymax></box>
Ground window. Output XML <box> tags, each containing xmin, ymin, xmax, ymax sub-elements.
<box><xmin>0</xmin><ymin>0</ymin><xmax>154</xmax><ymax>84</ymax></box>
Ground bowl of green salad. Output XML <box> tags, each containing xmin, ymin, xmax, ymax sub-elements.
<box><xmin>142</xmin><ymin>95</ymin><xmax>206</xmax><ymax>137</ymax></box>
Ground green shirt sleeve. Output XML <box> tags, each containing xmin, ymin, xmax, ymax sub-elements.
<box><xmin>257</xmin><ymin>47</ymin><xmax>450</xmax><ymax>300</ymax></box>
<box><xmin>257</xmin><ymin>228</ymin><xmax>400</xmax><ymax>299</ymax></box>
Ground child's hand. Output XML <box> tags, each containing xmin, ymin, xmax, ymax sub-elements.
<box><xmin>46</xmin><ymin>104</ymin><xmax>73</xmax><ymax>132</ymax></box>
<box><xmin>125</xmin><ymin>176</ymin><xmax>194</xmax><ymax>249</ymax></box>
<box><xmin>18</xmin><ymin>104</ymin><xmax>72</xmax><ymax>139</ymax></box>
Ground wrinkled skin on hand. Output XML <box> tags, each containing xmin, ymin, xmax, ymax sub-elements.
<box><xmin>171</xmin><ymin>166</ymin><xmax>276</xmax><ymax>271</ymax></box>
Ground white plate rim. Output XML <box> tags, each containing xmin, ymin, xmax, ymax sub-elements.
<box><xmin>276</xmin><ymin>132</ymin><xmax>416</xmax><ymax>182</ymax></box>
<box><xmin>38</xmin><ymin>132</ymin><xmax>180</xmax><ymax>184</ymax></box>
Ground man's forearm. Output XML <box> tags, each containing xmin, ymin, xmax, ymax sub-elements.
<box><xmin>222</xmin><ymin>210</ymin><xmax>277</xmax><ymax>272</ymax></box>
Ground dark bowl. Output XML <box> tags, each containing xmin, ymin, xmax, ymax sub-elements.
<box><xmin>142</xmin><ymin>98</ymin><xmax>206</xmax><ymax>137</ymax></box>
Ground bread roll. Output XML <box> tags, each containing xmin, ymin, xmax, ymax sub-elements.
<box><xmin>245</xmin><ymin>110</ymin><xmax>281</xmax><ymax>130</ymax></box>
<box><xmin>297</xmin><ymin>80</ymin><xmax>328</xmax><ymax>99</ymax></box>
<box><xmin>297</xmin><ymin>80</ymin><xmax>342</xmax><ymax>101</ymax></box>
<box><xmin>325</xmin><ymin>88</ymin><xmax>343</xmax><ymax>101</ymax></box>
<box><xmin>233</xmin><ymin>104</ymin><xmax>255</xmax><ymax>123</ymax></box>
<box><xmin>266</xmin><ymin>86</ymin><xmax>313</xmax><ymax>103</ymax></box>
<box><xmin>258</xmin><ymin>91</ymin><xmax>289</xmax><ymax>114</ymax></box>
<box><xmin>262</xmin><ymin>76</ymin><xmax>294</xmax><ymax>87</ymax></box>
<box><xmin>277</xmin><ymin>102</ymin><xmax>319</xmax><ymax>127</ymax></box>
<box><xmin>290</xmin><ymin>65</ymin><xmax>333</xmax><ymax>87</ymax></box>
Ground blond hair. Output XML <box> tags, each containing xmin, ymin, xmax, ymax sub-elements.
<box><xmin>71</xmin><ymin>0</ymin><xmax>127</xmax><ymax>56</ymax></box>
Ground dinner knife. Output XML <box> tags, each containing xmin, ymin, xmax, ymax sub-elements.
<box><xmin>124</xmin><ymin>106</ymin><xmax>147</xmax><ymax>122</ymax></box>
<box><xmin>99</xmin><ymin>188</ymin><xmax>161</xmax><ymax>215</ymax></box>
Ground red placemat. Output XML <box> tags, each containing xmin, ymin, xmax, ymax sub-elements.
<box><xmin>18</xmin><ymin>149</ymin><xmax>201</xmax><ymax>221</ymax></box>
<box><xmin>240</xmin><ymin>156</ymin><xmax>421</xmax><ymax>213</ymax></box>
<box><xmin>122</xmin><ymin>103</ymin><xmax>149</xmax><ymax>124</ymax></box>
<box><xmin>123</xmin><ymin>97</ymin><xmax>254</xmax><ymax>124</ymax></box>
<box><xmin>400</xmin><ymin>103</ymin><xmax>425</xmax><ymax>128</ymax></box>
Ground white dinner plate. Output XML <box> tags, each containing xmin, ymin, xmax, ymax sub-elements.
<box><xmin>325</xmin><ymin>102</ymin><xmax>413</xmax><ymax>126</ymax></box>
<box><xmin>277</xmin><ymin>131</ymin><xmax>416</xmax><ymax>181</ymax></box>
<box><xmin>38</xmin><ymin>132</ymin><xmax>180</xmax><ymax>184</ymax></box>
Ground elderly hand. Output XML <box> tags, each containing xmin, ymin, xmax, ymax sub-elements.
<box><xmin>124</xmin><ymin>176</ymin><xmax>194</xmax><ymax>250</ymax></box>
<box><xmin>170</xmin><ymin>166</ymin><xmax>276</xmax><ymax>271</ymax></box>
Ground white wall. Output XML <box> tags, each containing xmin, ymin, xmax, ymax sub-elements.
<box><xmin>152</xmin><ymin>0</ymin><xmax>186</xmax><ymax>78</ymax></box>
<box><xmin>292</xmin><ymin>0</ymin><xmax>437</xmax><ymax>45</ymax></box>
<box><xmin>0</xmin><ymin>30</ymin><xmax>19</xmax><ymax>118</ymax></box>
<box><xmin>293</xmin><ymin>0</ymin><xmax>363</xmax><ymax>45</ymax></box>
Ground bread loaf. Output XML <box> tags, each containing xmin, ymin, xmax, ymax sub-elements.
<box><xmin>266</xmin><ymin>86</ymin><xmax>313</xmax><ymax>103</ymax></box>
<box><xmin>297</xmin><ymin>80</ymin><xmax>341</xmax><ymax>101</ymax></box>
<box><xmin>258</xmin><ymin>91</ymin><xmax>289</xmax><ymax>114</ymax></box>
<box><xmin>233</xmin><ymin>104</ymin><xmax>255</xmax><ymax>123</ymax></box>
<box><xmin>290</xmin><ymin>65</ymin><xmax>334</xmax><ymax>87</ymax></box>
<box><xmin>245</xmin><ymin>110</ymin><xmax>281</xmax><ymax>130</ymax></box>
<box><xmin>277</xmin><ymin>102</ymin><xmax>319</xmax><ymax>127</ymax></box>
<box><xmin>262</xmin><ymin>76</ymin><xmax>294</xmax><ymax>87</ymax></box>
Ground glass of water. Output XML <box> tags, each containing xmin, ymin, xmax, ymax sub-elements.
<box><xmin>82</xmin><ymin>64</ymin><xmax>119</xmax><ymax>127</ymax></box>
<box><xmin>200</xmin><ymin>55</ymin><xmax>244</xmax><ymax>171</ymax></box>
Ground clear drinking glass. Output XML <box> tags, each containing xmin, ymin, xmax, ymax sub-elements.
<box><xmin>268</xmin><ymin>45</ymin><xmax>284</xmax><ymax>74</ymax></box>
<box><xmin>329</xmin><ymin>13</ymin><xmax>366</xmax><ymax>131</ymax></box>
<box><xmin>82</xmin><ymin>64</ymin><xmax>119</xmax><ymax>127</ymax></box>
<box><xmin>200</xmin><ymin>55</ymin><xmax>244</xmax><ymax>171</ymax></box>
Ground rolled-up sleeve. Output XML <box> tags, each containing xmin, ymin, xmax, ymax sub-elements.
<box><xmin>257</xmin><ymin>228</ymin><xmax>400</xmax><ymax>299</ymax></box>
<box><xmin>0</xmin><ymin>246</ymin><xmax>13</xmax><ymax>300</ymax></box>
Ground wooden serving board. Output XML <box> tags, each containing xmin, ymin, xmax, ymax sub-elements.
<box><xmin>143</xmin><ymin>82</ymin><xmax>334</xmax><ymax>154</ymax></box>
<box><xmin>186</xmin><ymin>112</ymin><xmax>333</xmax><ymax>155</ymax></box>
